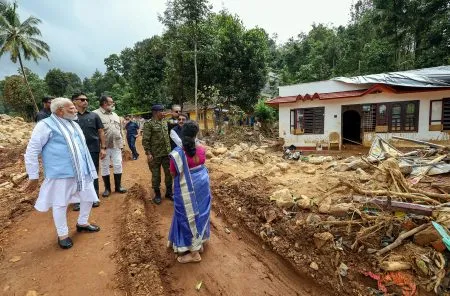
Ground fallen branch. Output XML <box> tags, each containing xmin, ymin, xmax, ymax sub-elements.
<box><xmin>340</xmin><ymin>178</ymin><xmax>440</xmax><ymax>205</ymax></box>
<box><xmin>376</xmin><ymin>223</ymin><xmax>430</xmax><ymax>256</ymax></box>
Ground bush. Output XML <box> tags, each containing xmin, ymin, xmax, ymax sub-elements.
<box><xmin>253</xmin><ymin>99</ymin><xmax>276</xmax><ymax>123</ymax></box>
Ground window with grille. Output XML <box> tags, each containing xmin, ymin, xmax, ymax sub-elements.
<box><xmin>290</xmin><ymin>107</ymin><xmax>324</xmax><ymax>134</ymax></box>
<box><xmin>362</xmin><ymin>104</ymin><xmax>376</xmax><ymax>132</ymax></box>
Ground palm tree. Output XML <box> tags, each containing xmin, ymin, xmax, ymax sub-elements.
<box><xmin>0</xmin><ymin>1</ymin><xmax>50</xmax><ymax>112</ymax></box>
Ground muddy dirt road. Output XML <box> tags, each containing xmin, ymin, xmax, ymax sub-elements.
<box><xmin>0</xmin><ymin>140</ymin><xmax>326</xmax><ymax>296</ymax></box>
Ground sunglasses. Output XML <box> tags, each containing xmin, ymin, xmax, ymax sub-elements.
<box><xmin>76</xmin><ymin>98</ymin><xmax>89</xmax><ymax>102</ymax></box>
<box><xmin>174</xmin><ymin>110</ymin><xmax>180</xmax><ymax>113</ymax></box>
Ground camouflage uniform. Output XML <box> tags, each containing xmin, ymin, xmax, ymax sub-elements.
<box><xmin>142</xmin><ymin>118</ymin><xmax>173</xmax><ymax>192</ymax></box>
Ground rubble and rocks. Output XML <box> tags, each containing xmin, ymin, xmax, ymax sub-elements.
<box><xmin>0</xmin><ymin>114</ymin><xmax>33</xmax><ymax>148</ymax></box>
<box><xmin>208</xmin><ymin>135</ymin><xmax>450</xmax><ymax>295</ymax></box>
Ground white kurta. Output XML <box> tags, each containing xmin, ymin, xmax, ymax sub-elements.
<box><xmin>25</xmin><ymin>120</ymin><xmax>99</xmax><ymax>212</ymax></box>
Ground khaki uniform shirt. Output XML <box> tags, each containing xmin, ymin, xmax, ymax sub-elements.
<box><xmin>142</xmin><ymin>118</ymin><xmax>171</xmax><ymax>157</ymax></box>
<box><xmin>93</xmin><ymin>108</ymin><xmax>123</xmax><ymax>149</ymax></box>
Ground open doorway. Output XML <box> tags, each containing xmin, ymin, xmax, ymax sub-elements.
<box><xmin>342</xmin><ymin>110</ymin><xmax>362</xmax><ymax>144</ymax></box>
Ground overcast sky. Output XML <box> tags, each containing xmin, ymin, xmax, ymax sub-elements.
<box><xmin>0</xmin><ymin>0</ymin><xmax>354</xmax><ymax>80</ymax></box>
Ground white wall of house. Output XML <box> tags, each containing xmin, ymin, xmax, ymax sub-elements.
<box><xmin>279</xmin><ymin>80</ymin><xmax>371</xmax><ymax>97</ymax></box>
<box><xmin>279</xmin><ymin>89</ymin><xmax>450</xmax><ymax>147</ymax></box>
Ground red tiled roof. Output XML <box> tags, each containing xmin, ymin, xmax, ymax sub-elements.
<box><xmin>266</xmin><ymin>84</ymin><xmax>450</xmax><ymax>106</ymax></box>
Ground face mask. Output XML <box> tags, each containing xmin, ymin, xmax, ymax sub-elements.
<box><xmin>111</xmin><ymin>106</ymin><xmax>116</xmax><ymax>111</ymax></box>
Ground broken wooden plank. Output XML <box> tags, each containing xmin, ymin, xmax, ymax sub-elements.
<box><xmin>392</xmin><ymin>136</ymin><xmax>448</xmax><ymax>150</ymax></box>
<box><xmin>352</xmin><ymin>195</ymin><xmax>434</xmax><ymax>216</ymax></box>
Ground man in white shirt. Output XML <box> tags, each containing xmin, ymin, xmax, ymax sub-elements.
<box><xmin>23</xmin><ymin>98</ymin><xmax>100</xmax><ymax>249</ymax></box>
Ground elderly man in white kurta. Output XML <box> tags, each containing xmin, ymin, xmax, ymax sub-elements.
<box><xmin>24</xmin><ymin>97</ymin><xmax>100</xmax><ymax>249</ymax></box>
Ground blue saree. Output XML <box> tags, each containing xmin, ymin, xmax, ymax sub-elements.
<box><xmin>168</xmin><ymin>147</ymin><xmax>211</xmax><ymax>253</ymax></box>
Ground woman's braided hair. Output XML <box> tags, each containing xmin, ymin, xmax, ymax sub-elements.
<box><xmin>181</xmin><ymin>120</ymin><xmax>199</xmax><ymax>157</ymax></box>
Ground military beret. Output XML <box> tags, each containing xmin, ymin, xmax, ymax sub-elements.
<box><xmin>151</xmin><ymin>104</ymin><xmax>164</xmax><ymax>111</ymax></box>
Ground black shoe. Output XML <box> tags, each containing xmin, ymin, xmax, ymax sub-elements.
<box><xmin>72</xmin><ymin>203</ymin><xmax>80</xmax><ymax>211</ymax></box>
<box><xmin>165</xmin><ymin>189</ymin><xmax>173</xmax><ymax>201</ymax></box>
<box><xmin>76</xmin><ymin>224</ymin><xmax>100</xmax><ymax>233</ymax></box>
<box><xmin>58</xmin><ymin>237</ymin><xmax>73</xmax><ymax>249</ymax></box>
<box><xmin>153</xmin><ymin>196</ymin><xmax>162</xmax><ymax>205</ymax></box>
<box><xmin>93</xmin><ymin>201</ymin><xmax>100</xmax><ymax>208</ymax></box>
<box><xmin>114</xmin><ymin>173</ymin><xmax>127</xmax><ymax>193</ymax></box>
<box><xmin>102</xmin><ymin>175</ymin><xmax>111</xmax><ymax>197</ymax></box>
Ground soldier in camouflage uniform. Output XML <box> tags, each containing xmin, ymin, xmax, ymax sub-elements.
<box><xmin>142</xmin><ymin>104</ymin><xmax>173</xmax><ymax>205</ymax></box>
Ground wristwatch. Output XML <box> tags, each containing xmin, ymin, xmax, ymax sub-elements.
<box><xmin>101</xmin><ymin>146</ymin><xmax>106</xmax><ymax>149</ymax></box>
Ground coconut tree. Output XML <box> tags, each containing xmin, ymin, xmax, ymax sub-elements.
<box><xmin>0</xmin><ymin>1</ymin><xmax>50</xmax><ymax>112</ymax></box>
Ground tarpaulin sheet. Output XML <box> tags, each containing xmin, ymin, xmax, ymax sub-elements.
<box><xmin>333</xmin><ymin>66</ymin><xmax>450</xmax><ymax>88</ymax></box>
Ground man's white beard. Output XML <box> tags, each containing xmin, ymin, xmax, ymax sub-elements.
<box><xmin>63</xmin><ymin>114</ymin><xmax>78</xmax><ymax>121</ymax></box>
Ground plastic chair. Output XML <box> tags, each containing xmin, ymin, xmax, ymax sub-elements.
<box><xmin>328</xmin><ymin>132</ymin><xmax>341</xmax><ymax>150</ymax></box>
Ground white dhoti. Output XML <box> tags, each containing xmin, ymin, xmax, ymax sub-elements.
<box><xmin>35</xmin><ymin>175</ymin><xmax>99</xmax><ymax>237</ymax></box>
<box><xmin>100</xmin><ymin>147</ymin><xmax>123</xmax><ymax>175</ymax></box>
<box><xmin>35</xmin><ymin>175</ymin><xmax>99</xmax><ymax>211</ymax></box>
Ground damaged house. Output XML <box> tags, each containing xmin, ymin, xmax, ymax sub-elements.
<box><xmin>267</xmin><ymin>66</ymin><xmax>450</xmax><ymax>150</ymax></box>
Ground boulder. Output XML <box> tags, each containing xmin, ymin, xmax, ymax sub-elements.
<box><xmin>313</xmin><ymin>232</ymin><xmax>334</xmax><ymax>249</ymax></box>
<box><xmin>302</xmin><ymin>166</ymin><xmax>316</xmax><ymax>175</ymax></box>
<box><xmin>297</xmin><ymin>195</ymin><xmax>312</xmax><ymax>210</ymax></box>
<box><xmin>205</xmin><ymin>149</ymin><xmax>214</xmax><ymax>159</ymax></box>
<box><xmin>328</xmin><ymin>203</ymin><xmax>353</xmax><ymax>217</ymax></box>
<box><xmin>254</xmin><ymin>148</ymin><xmax>266</xmax><ymax>155</ymax></box>
<box><xmin>240</xmin><ymin>143</ymin><xmax>249</xmax><ymax>151</ymax></box>
<box><xmin>270</xmin><ymin>188</ymin><xmax>295</xmax><ymax>208</ymax></box>
<box><xmin>356</xmin><ymin>168</ymin><xmax>371</xmax><ymax>182</ymax></box>
<box><xmin>276</xmin><ymin>162</ymin><xmax>289</xmax><ymax>172</ymax></box>
<box><xmin>306</xmin><ymin>213</ymin><xmax>322</xmax><ymax>226</ymax></box>
<box><xmin>12</xmin><ymin>172</ymin><xmax>28</xmax><ymax>185</ymax></box>
<box><xmin>213</xmin><ymin>147</ymin><xmax>228</xmax><ymax>155</ymax></box>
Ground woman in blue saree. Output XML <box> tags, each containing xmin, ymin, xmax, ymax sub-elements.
<box><xmin>168</xmin><ymin>121</ymin><xmax>211</xmax><ymax>263</ymax></box>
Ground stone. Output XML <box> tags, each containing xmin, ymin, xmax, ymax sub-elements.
<box><xmin>98</xmin><ymin>270</ymin><xmax>106</xmax><ymax>276</ymax></box>
<box><xmin>338</xmin><ymin>263</ymin><xmax>348</xmax><ymax>277</ymax></box>
<box><xmin>347</xmin><ymin>159</ymin><xmax>370</xmax><ymax>170</ymax></box>
<box><xmin>356</xmin><ymin>168</ymin><xmax>371</xmax><ymax>182</ymax></box>
<box><xmin>0</xmin><ymin>114</ymin><xmax>12</xmax><ymax>121</ymax></box>
<box><xmin>254</xmin><ymin>149</ymin><xmax>266</xmax><ymax>155</ymax></box>
<box><xmin>313</xmin><ymin>232</ymin><xmax>334</xmax><ymax>249</ymax></box>
<box><xmin>12</xmin><ymin>172</ymin><xmax>28</xmax><ymax>185</ymax></box>
<box><xmin>270</xmin><ymin>188</ymin><xmax>294</xmax><ymax>208</ymax></box>
<box><xmin>302</xmin><ymin>166</ymin><xmax>316</xmax><ymax>175</ymax></box>
<box><xmin>328</xmin><ymin>203</ymin><xmax>353</xmax><ymax>217</ymax></box>
<box><xmin>323</xmin><ymin>161</ymin><xmax>337</xmax><ymax>170</ymax></box>
<box><xmin>305</xmin><ymin>214</ymin><xmax>322</xmax><ymax>226</ymax></box>
<box><xmin>240</xmin><ymin>143</ymin><xmax>249</xmax><ymax>151</ymax></box>
<box><xmin>276</xmin><ymin>162</ymin><xmax>289</xmax><ymax>172</ymax></box>
<box><xmin>9</xmin><ymin>256</ymin><xmax>21</xmax><ymax>263</ymax></box>
<box><xmin>205</xmin><ymin>150</ymin><xmax>214</xmax><ymax>159</ymax></box>
<box><xmin>310</xmin><ymin>262</ymin><xmax>319</xmax><ymax>271</ymax></box>
<box><xmin>213</xmin><ymin>147</ymin><xmax>228</xmax><ymax>155</ymax></box>
<box><xmin>25</xmin><ymin>291</ymin><xmax>38</xmax><ymax>296</ymax></box>
<box><xmin>334</xmin><ymin>163</ymin><xmax>350</xmax><ymax>172</ymax></box>
<box><xmin>414</xmin><ymin>226</ymin><xmax>440</xmax><ymax>246</ymax></box>
<box><xmin>210</xmin><ymin>157</ymin><xmax>222</xmax><ymax>164</ymax></box>
<box><xmin>297</xmin><ymin>195</ymin><xmax>312</xmax><ymax>210</ymax></box>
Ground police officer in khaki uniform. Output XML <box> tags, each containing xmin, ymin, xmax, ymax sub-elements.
<box><xmin>142</xmin><ymin>104</ymin><xmax>173</xmax><ymax>204</ymax></box>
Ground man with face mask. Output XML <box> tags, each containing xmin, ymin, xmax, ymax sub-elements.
<box><xmin>93</xmin><ymin>95</ymin><xmax>127</xmax><ymax>197</ymax></box>
<box><xmin>23</xmin><ymin>98</ymin><xmax>100</xmax><ymax>249</ymax></box>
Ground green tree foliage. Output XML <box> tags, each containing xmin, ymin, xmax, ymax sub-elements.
<box><xmin>130</xmin><ymin>36</ymin><xmax>167</xmax><ymax>107</ymax></box>
<box><xmin>45</xmin><ymin>68</ymin><xmax>82</xmax><ymax>97</ymax></box>
<box><xmin>2</xmin><ymin>68</ymin><xmax>47</xmax><ymax>119</ymax></box>
<box><xmin>275</xmin><ymin>0</ymin><xmax>450</xmax><ymax>85</ymax></box>
<box><xmin>253</xmin><ymin>99</ymin><xmax>276</xmax><ymax>123</ymax></box>
<box><xmin>0</xmin><ymin>1</ymin><xmax>50</xmax><ymax>112</ymax></box>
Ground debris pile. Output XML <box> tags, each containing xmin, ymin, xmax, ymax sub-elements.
<box><xmin>0</xmin><ymin>114</ymin><xmax>34</xmax><ymax>148</ymax></box>
<box><xmin>0</xmin><ymin>114</ymin><xmax>35</xmax><ymax>237</ymax></box>
<box><xmin>208</xmin><ymin>136</ymin><xmax>450</xmax><ymax>295</ymax></box>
